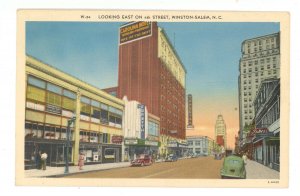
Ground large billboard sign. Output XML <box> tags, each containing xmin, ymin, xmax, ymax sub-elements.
<box><xmin>119</xmin><ymin>21</ymin><xmax>152</xmax><ymax>45</ymax></box>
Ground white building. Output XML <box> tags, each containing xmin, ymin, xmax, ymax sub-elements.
<box><xmin>238</xmin><ymin>32</ymin><xmax>280</xmax><ymax>145</ymax></box>
<box><xmin>187</xmin><ymin>136</ymin><xmax>209</xmax><ymax>156</ymax></box>
<box><xmin>215</xmin><ymin>114</ymin><xmax>227</xmax><ymax>149</ymax></box>
<box><xmin>122</xmin><ymin>96</ymin><xmax>160</xmax><ymax>161</ymax></box>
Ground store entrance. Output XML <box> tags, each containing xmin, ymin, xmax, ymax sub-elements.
<box><xmin>24</xmin><ymin>141</ymin><xmax>72</xmax><ymax>169</ymax></box>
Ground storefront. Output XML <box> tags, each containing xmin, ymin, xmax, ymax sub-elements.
<box><xmin>167</xmin><ymin>141</ymin><xmax>187</xmax><ymax>157</ymax></box>
<box><xmin>124</xmin><ymin>138</ymin><xmax>160</xmax><ymax>161</ymax></box>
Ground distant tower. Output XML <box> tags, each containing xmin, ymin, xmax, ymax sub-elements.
<box><xmin>187</xmin><ymin>94</ymin><xmax>194</xmax><ymax>129</ymax></box>
<box><xmin>215</xmin><ymin>114</ymin><xmax>227</xmax><ymax>148</ymax></box>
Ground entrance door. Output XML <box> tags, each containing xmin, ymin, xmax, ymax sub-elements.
<box><xmin>115</xmin><ymin>148</ymin><xmax>120</xmax><ymax>162</ymax></box>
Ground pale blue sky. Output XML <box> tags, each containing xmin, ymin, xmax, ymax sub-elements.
<box><xmin>26</xmin><ymin>22</ymin><xmax>279</xmax><ymax>115</ymax></box>
<box><xmin>26</xmin><ymin>22</ymin><xmax>279</xmax><ymax>96</ymax></box>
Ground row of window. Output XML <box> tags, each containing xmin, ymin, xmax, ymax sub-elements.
<box><xmin>242</xmin><ymin>56</ymin><xmax>278</xmax><ymax>67</ymax></box>
<box><xmin>27</xmin><ymin>75</ymin><xmax>123</xmax><ymax>127</ymax></box>
<box><xmin>25</xmin><ymin>122</ymin><xmax>74</xmax><ymax>140</ymax></box>
<box><xmin>246</xmin><ymin>37</ymin><xmax>276</xmax><ymax>48</ymax></box>
<box><xmin>243</xmin><ymin>64</ymin><xmax>276</xmax><ymax>73</ymax></box>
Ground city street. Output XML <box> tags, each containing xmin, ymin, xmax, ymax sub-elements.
<box><xmin>64</xmin><ymin>156</ymin><xmax>223</xmax><ymax>179</ymax></box>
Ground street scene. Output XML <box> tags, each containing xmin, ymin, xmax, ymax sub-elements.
<box><xmin>23</xmin><ymin>19</ymin><xmax>281</xmax><ymax>180</ymax></box>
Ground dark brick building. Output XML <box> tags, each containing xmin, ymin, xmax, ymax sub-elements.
<box><xmin>116</xmin><ymin>22</ymin><xmax>187</xmax><ymax>140</ymax></box>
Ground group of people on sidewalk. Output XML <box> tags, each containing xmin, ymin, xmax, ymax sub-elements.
<box><xmin>34</xmin><ymin>150</ymin><xmax>48</xmax><ymax>170</ymax></box>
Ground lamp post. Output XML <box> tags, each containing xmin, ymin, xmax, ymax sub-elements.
<box><xmin>64</xmin><ymin>116</ymin><xmax>76</xmax><ymax>174</ymax></box>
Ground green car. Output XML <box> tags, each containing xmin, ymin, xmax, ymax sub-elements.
<box><xmin>220</xmin><ymin>155</ymin><xmax>246</xmax><ymax>179</ymax></box>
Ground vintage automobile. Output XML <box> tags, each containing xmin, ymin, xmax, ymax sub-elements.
<box><xmin>220</xmin><ymin>155</ymin><xmax>246</xmax><ymax>179</ymax></box>
<box><xmin>131</xmin><ymin>154</ymin><xmax>153</xmax><ymax>166</ymax></box>
<box><xmin>165</xmin><ymin>154</ymin><xmax>178</xmax><ymax>162</ymax></box>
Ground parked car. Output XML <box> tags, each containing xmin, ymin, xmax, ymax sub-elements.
<box><xmin>220</xmin><ymin>155</ymin><xmax>246</xmax><ymax>179</ymax></box>
<box><xmin>215</xmin><ymin>153</ymin><xmax>222</xmax><ymax>160</ymax></box>
<box><xmin>131</xmin><ymin>154</ymin><xmax>153</xmax><ymax>166</ymax></box>
<box><xmin>165</xmin><ymin>154</ymin><xmax>178</xmax><ymax>162</ymax></box>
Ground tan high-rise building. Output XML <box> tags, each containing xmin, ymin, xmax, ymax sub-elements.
<box><xmin>238</xmin><ymin>32</ymin><xmax>280</xmax><ymax>145</ymax></box>
<box><xmin>215</xmin><ymin>114</ymin><xmax>227</xmax><ymax>148</ymax></box>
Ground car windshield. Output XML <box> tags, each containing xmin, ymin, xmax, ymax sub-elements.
<box><xmin>227</xmin><ymin>160</ymin><xmax>241</xmax><ymax>165</ymax></box>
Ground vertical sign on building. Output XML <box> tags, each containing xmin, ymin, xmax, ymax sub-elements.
<box><xmin>138</xmin><ymin>104</ymin><xmax>145</xmax><ymax>139</ymax></box>
<box><xmin>187</xmin><ymin>94</ymin><xmax>194</xmax><ymax>128</ymax></box>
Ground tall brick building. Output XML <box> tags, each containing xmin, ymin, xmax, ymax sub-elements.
<box><xmin>117</xmin><ymin>22</ymin><xmax>187</xmax><ymax>140</ymax></box>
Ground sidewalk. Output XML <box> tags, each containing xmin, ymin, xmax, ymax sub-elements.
<box><xmin>25</xmin><ymin>162</ymin><xmax>131</xmax><ymax>178</ymax></box>
<box><xmin>246</xmin><ymin>160</ymin><xmax>279</xmax><ymax>179</ymax></box>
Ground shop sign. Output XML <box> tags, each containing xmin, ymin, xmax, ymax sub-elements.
<box><xmin>104</xmin><ymin>155</ymin><xmax>115</xmax><ymax>159</ymax></box>
<box><xmin>146</xmin><ymin>135</ymin><xmax>159</xmax><ymax>141</ymax></box>
<box><xmin>167</xmin><ymin>141</ymin><xmax>177</xmax><ymax>147</ymax></box>
<box><xmin>125</xmin><ymin>139</ymin><xmax>138</xmax><ymax>145</ymax></box>
<box><xmin>138</xmin><ymin>104</ymin><xmax>145</xmax><ymax>139</ymax></box>
<box><xmin>46</xmin><ymin>104</ymin><xmax>61</xmax><ymax>115</ymax></box>
<box><xmin>178</xmin><ymin>143</ymin><xmax>188</xmax><ymax>148</ymax></box>
<box><xmin>112</xmin><ymin>136</ymin><xmax>123</xmax><ymax>144</ymax></box>
<box><xmin>91</xmin><ymin>117</ymin><xmax>100</xmax><ymax>124</ymax></box>
<box><xmin>145</xmin><ymin>140</ymin><xmax>158</xmax><ymax>146</ymax></box>
<box><xmin>119</xmin><ymin>21</ymin><xmax>152</xmax><ymax>45</ymax></box>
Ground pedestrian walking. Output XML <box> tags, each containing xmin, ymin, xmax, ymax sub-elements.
<box><xmin>41</xmin><ymin>151</ymin><xmax>48</xmax><ymax>170</ymax></box>
<box><xmin>78</xmin><ymin>152</ymin><xmax>85</xmax><ymax>170</ymax></box>
<box><xmin>35</xmin><ymin>150</ymin><xmax>42</xmax><ymax>169</ymax></box>
<box><xmin>242</xmin><ymin>153</ymin><xmax>248</xmax><ymax>165</ymax></box>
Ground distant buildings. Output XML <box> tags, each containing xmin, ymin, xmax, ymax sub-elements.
<box><xmin>238</xmin><ymin>32</ymin><xmax>280</xmax><ymax>146</ymax></box>
<box><xmin>215</xmin><ymin>115</ymin><xmax>227</xmax><ymax>149</ymax></box>
<box><xmin>187</xmin><ymin>136</ymin><xmax>219</xmax><ymax>156</ymax></box>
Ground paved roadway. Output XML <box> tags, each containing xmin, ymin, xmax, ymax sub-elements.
<box><xmin>64</xmin><ymin>156</ymin><xmax>223</xmax><ymax>179</ymax></box>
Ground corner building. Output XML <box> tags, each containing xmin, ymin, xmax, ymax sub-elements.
<box><xmin>117</xmin><ymin>22</ymin><xmax>187</xmax><ymax>140</ymax></box>
<box><xmin>25</xmin><ymin>56</ymin><xmax>124</xmax><ymax>169</ymax></box>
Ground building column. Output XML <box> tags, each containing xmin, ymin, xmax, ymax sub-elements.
<box><xmin>73</xmin><ymin>89</ymin><xmax>81</xmax><ymax>164</ymax></box>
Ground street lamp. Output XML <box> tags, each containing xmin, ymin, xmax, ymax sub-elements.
<box><xmin>64</xmin><ymin>116</ymin><xmax>76</xmax><ymax>174</ymax></box>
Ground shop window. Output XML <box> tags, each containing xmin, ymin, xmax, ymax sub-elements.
<box><xmin>28</xmin><ymin>76</ymin><xmax>46</xmax><ymax>89</ymax></box>
<box><xmin>27</xmin><ymin>85</ymin><xmax>46</xmax><ymax>103</ymax></box>
<box><xmin>80</xmin><ymin>131</ymin><xmax>89</xmax><ymax>142</ymax></box>
<box><xmin>61</xmin><ymin>128</ymin><xmax>67</xmax><ymax>140</ymax></box>
<box><xmin>90</xmin><ymin>132</ymin><xmax>98</xmax><ymax>143</ymax></box>
<box><xmin>25</xmin><ymin>122</ymin><xmax>32</xmax><ymax>138</ymax></box>
<box><xmin>44</xmin><ymin>125</ymin><xmax>56</xmax><ymax>139</ymax></box>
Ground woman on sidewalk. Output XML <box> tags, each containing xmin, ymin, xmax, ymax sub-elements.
<box><xmin>41</xmin><ymin>151</ymin><xmax>48</xmax><ymax>170</ymax></box>
<box><xmin>78</xmin><ymin>152</ymin><xmax>85</xmax><ymax>170</ymax></box>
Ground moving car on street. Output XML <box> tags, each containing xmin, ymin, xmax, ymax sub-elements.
<box><xmin>220</xmin><ymin>155</ymin><xmax>246</xmax><ymax>179</ymax></box>
<box><xmin>165</xmin><ymin>154</ymin><xmax>178</xmax><ymax>162</ymax></box>
<box><xmin>131</xmin><ymin>154</ymin><xmax>153</xmax><ymax>166</ymax></box>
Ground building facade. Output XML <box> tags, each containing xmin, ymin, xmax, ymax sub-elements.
<box><xmin>252</xmin><ymin>78</ymin><xmax>280</xmax><ymax>171</ymax></box>
<box><xmin>117</xmin><ymin>22</ymin><xmax>187</xmax><ymax>140</ymax></box>
<box><xmin>122</xmin><ymin>96</ymin><xmax>160</xmax><ymax>161</ymax></box>
<box><xmin>25</xmin><ymin>56</ymin><xmax>124</xmax><ymax>169</ymax></box>
<box><xmin>187</xmin><ymin>136</ymin><xmax>218</xmax><ymax>156</ymax></box>
<box><xmin>238</xmin><ymin>32</ymin><xmax>280</xmax><ymax>146</ymax></box>
<box><xmin>215</xmin><ymin>114</ymin><xmax>227</xmax><ymax>149</ymax></box>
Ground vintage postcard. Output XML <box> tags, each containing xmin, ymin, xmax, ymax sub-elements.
<box><xmin>16</xmin><ymin>10</ymin><xmax>289</xmax><ymax>187</ymax></box>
